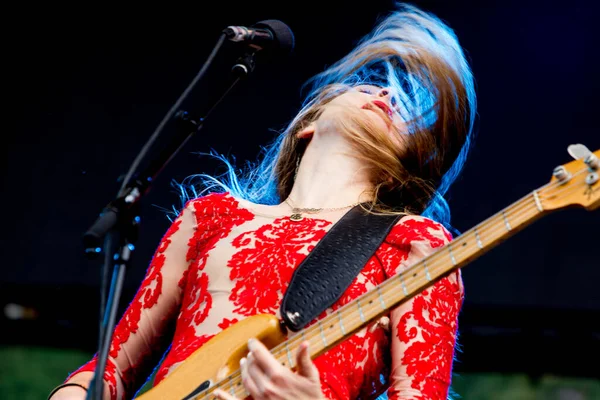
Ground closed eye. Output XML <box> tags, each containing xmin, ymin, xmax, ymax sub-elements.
<box><xmin>358</xmin><ymin>88</ymin><xmax>375</xmax><ymax>94</ymax></box>
<box><xmin>355</xmin><ymin>85</ymin><xmax>403</xmax><ymax>117</ymax></box>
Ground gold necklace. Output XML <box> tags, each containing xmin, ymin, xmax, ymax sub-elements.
<box><xmin>284</xmin><ymin>198</ymin><xmax>360</xmax><ymax>222</ymax></box>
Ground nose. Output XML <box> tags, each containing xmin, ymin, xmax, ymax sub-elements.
<box><xmin>377</xmin><ymin>88</ymin><xmax>390</xmax><ymax>98</ymax></box>
<box><xmin>377</xmin><ymin>87</ymin><xmax>398</xmax><ymax>107</ymax></box>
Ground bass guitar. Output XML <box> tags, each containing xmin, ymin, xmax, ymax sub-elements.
<box><xmin>136</xmin><ymin>144</ymin><xmax>599</xmax><ymax>400</ymax></box>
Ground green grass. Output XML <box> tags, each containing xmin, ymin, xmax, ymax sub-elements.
<box><xmin>1</xmin><ymin>346</ymin><xmax>598</xmax><ymax>400</ymax></box>
<box><xmin>0</xmin><ymin>346</ymin><xmax>93</xmax><ymax>400</ymax></box>
<box><xmin>449</xmin><ymin>373</ymin><xmax>600</xmax><ymax>400</ymax></box>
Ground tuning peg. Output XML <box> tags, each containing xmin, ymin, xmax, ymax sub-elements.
<box><xmin>568</xmin><ymin>144</ymin><xmax>599</xmax><ymax>170</ymax></box>
<box><xmin>553</xmin><ymin>165</ymin><xmax>571</xmax><ymax>182</ymax></box>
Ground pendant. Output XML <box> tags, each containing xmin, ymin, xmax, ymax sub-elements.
<box><xmin>290</xmin><ymin>213</ymin><xmax>304</xmax><ymax>222</ymax></box>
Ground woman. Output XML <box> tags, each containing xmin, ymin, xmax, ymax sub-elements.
<box><xmin>49</xmin><ymin>2</ymin><xmax>476</xmax><ymax>399</ymax></box>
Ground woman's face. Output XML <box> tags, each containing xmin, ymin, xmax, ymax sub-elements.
<box><xmin>320</xmin><ymin>84</ymin><xmax>407</xmax><ymax>144</ymax></box>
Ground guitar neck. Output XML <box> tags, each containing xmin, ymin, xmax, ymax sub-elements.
<box><xmin>269</xmin><ymin>189</ymin><xmax>549</xmax><ymax>369</ymax></box>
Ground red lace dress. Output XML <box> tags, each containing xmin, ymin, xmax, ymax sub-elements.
<box><xmin>65</xmin><ymin>192</ymin><xmax>464</xmax><ymax>400</ymax></box>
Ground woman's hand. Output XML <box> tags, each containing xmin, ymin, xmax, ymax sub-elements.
<box><xmin>213</xmin><ymin>338</ymin><xmax>324</xmax><ymax>400</ymax></box>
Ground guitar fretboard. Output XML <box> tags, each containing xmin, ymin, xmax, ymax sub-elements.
<box><xmin>271</xmin><ymin>190</ymin><xmax>546</xmax><ymax>370</ymax></box>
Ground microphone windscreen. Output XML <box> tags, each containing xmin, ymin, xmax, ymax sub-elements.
<box><xmin>254</xmin><ymin>19</ymin><xmax>295</xmax><ymax>56</ymax></box>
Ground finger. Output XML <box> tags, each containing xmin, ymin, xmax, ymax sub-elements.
<box><xmin>212</xmin><ymin>388</ymin><xmax>239</xmax><ymax>400</ymax></box>
<box><xmin>241</xmin><ymin>356</ymin><xmax>262</xmax><ymax>398</ymax></box>
<box><xmin>378</xmin><ymin>316</ymin><xmax>390</xmax><ymax>331</ymax></box>
<box><xmin>295</xmin><ymin>341</ymin><xmax>319</xmax><ymax>381</ymax></box>
<box><xmin>246</xmin><ymin>352</ymin><xmax>280</xmax><ymax>398</ymax></box>
<box><xmin>369</xmin><ymin>316</ymin><xmax>390</xmax><ymax>333</ymax></box>
<box><xmin>246</xmin><ymin>338</ymin><xmax>282</xmax><ymax>380</ymax></box>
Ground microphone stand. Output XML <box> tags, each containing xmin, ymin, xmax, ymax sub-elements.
<box><xmin>82</xmin><ymin>38</ymin><xmax>259</xmax><ymax>400</ymax></box>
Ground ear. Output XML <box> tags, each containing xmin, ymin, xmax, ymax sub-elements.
<box><xmin>296</xmin><ymin>122</ymin><xmax>316</xmax><ymax>139</ymax></box>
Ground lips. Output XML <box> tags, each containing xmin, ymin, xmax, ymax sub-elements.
<box><xmin>361</xmin><ymin>99</ymin><xmax>394</xmax><ymax>122</ymax></box>
<box><xmin>371</xmin><ymin>100</ymin><xmax>393</xmax><ymax>117</ymax></box>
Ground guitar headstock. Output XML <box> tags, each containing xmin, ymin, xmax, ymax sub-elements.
<box><xmin>541</xmin><ymin>145</ymin><xmax>600</xmax><ymax>211</ymax></box>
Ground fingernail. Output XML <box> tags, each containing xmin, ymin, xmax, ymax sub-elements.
<box><xmin>240</xmin><ymin>357</ymin><xmax>246</xmax><ymax>366</ymax></box>
<box><xmin>247</xmin><ymin>338</ymin><xmax>256</xmax><ymax>351</ymax></box>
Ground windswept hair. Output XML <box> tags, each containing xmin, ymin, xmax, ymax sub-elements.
<box><xmin>174</xmin><ymin>2</ymin><xmax>476</xmax><ymax>233</ymax></box>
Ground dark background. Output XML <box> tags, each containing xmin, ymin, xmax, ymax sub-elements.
<box><xmin>2</xmin><ymin>0</ymin><xmax>599</xmax><ymax>380</ymax></box>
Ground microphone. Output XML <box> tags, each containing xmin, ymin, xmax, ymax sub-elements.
<box><xmin>223</xmin><ymin>19</ymin><xmax>295</xmax><ymax>56</ymax></box>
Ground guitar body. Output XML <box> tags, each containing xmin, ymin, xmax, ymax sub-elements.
<box><xmin>135</xmin><ymin>314</ymin><xmax>286</xmax><ymax>400</ymax></box>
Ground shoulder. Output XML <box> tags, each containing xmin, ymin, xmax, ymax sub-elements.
<box><xmin>378</xmin><ymin>214</ymin><xmax>455</xmax><ymax>280</ymax></box>
<box><xmin>386</xmin><ymin>214</ymin><xmax>453</xmax><ymax>248</ymax></box>
<box><xmin>183</xmin><ymin>191</ymin><xmax>255</xmax><ymax>223</ymax></box>
<box><xmin>184</xmin><ymin>191</ymin><xmax>234</xmax><ymax>211</ymax></box>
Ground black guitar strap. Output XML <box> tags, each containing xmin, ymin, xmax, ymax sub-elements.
<box><xmin>280</xmin><ymin>204</ymin><xmax>403</xmax><ymax>332</ymax></box>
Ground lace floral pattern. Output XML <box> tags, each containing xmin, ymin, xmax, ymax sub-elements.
<box><xmin>66</xmin><ymin>193</ymin><xmax>463</xmax><ymax>400</ymax></box>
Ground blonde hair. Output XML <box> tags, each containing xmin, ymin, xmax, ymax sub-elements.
<box><xmin>178</xmin><ymin>2</ymin><xmax>476</xmax><ymax>231</ymax></box>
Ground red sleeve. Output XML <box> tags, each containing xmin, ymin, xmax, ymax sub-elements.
<box><xmin>384</xmin><ymin>216</ymin><xmax>464</xmax><ymax>400</ymax></box>
<box><xmin>65</xmin><ymin>199</ymin><xmax>201</xmax><ymax>399</ymax></box>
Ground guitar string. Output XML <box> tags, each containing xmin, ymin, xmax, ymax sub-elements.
<box><xmin>197</xmin><ymin>167</ymin><xmax>591</xmax><ymax>399</ymax></box>
<box><xmin>198</xmin><ymin>169</ymin><xmax>589</xmax><ymax>399</ymax></box>
<box><xmin>200</xmin><ymin>192</ymin><xmax>537</xmax><ymax>399</ymax></box>
<box><xmin>536</xmin><ymin>169</ymin><xmax>591</xmax><ymax>201</ymax></box>
<box><xmin>270</xmin><ymin>190</ymin><xmax>543</xmax><ymax>364</ymax></box>
<box><xmin>212</xmin><ymin>187</ymin><xmax>588</xmax><ymax>399</ymax></box>
<box><xmin>199</xmin><ymin>219</ymin><xmax>522</xmax><ymax>396</ymax></box>
<box><xmin>200</xmin><ymin>170</ymin><xmax>590</xmax><ymax>399</ymax></box>
<box><xmin>208</xmin><ymin>196</ymin><xmax>541</xmax><ymax>400</ymax></box>
<box><xmin>276</xmin><ymin>168</ymin><xmax>592</xmax><ymax>352</ymax></box>
<box><xmin>263</xmin><ymin>168</ymin><xmax>590</xmax><ymax>362</ymax></box>
<box><xmin>264</xmin><ymin>167</ymin><xmax>592</xmax><ymax>358</ymax></box>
